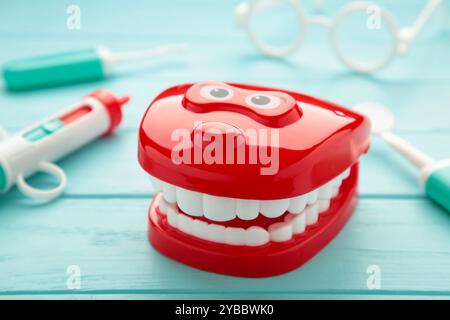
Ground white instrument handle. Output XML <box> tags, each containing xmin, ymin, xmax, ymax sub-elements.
<box><xmin>379</xmin><ymin>132</ymin><xmax>434</xmax><ymax>169</ymax></box>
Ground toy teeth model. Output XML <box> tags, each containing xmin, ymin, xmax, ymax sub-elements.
<box><xmin>138</xmin><ymin>81</ymin><xmax>371</xmax><ymax>277</ymax></box>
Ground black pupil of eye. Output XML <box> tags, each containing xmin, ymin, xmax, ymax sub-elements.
<box><xmin>251</xmin><ymin>95</ymin><xmax>271</xmax><ymax>105</ymax></box>
<box><xmin>210</xmin><ymin>88</ymin><xmax>229</xmax><ymax>98</ymax></box>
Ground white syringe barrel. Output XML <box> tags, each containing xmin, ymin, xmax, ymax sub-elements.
<box><xmin>0</xmin><ymin>90</ymin><xmax>129</xmax><ymax>198</ymax></box>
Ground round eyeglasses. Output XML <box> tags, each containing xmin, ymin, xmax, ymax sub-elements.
<box><xmin>236</xmin><ymin>0</ymin><xmax>442</xmax><ymax>73</ymax></box>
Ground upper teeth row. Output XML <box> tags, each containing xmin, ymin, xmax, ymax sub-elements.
<box><xmin>150</xmin><ymin>168</ymin><xmax>350</xmax><ymax>222</ymax></box>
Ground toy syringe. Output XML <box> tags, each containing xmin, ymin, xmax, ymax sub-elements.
<box><xmin>0</xmin><ymin>89</ymin><xmax>129</xmax><ymax>200</ymax></box>
<box><xmin>354</xmin><ymin>102</ymin><xmax>450</xmax><ymax>212</ymax></box>
<box><xmin>2</xmin><ymin>43</ymin><xmax>188</xmax><ymax>91</ymax></box>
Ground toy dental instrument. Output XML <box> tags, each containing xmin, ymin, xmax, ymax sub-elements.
<box><xmin>235</xmin><ymin>0</ymin><xmax>442</xmax><ymax>73</ymax></box>
<box><xmin>354</xmin><ymin>102</ymin><xmax>450</xmax><ymax>212</ymax></box>
<box><xmin>2</xmin><ymin>43</ymin><xmax>188</xmax><ymax>91</ymax></box>
<box><xmin>0</xmin><ymin>89</ymin><xmax>129</xmax><ymax>200</ymax></box>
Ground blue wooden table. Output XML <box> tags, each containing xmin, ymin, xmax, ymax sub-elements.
<box><xmin>1</xmin><ymin>0</ymin><xmax>450</xmax><ymax>299</ymax></box>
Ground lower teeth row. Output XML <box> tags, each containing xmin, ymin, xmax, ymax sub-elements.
<box><xmin>158</xmin><ymin>193</ymin><xmax>336</xmax><ymax>247</ymax></box>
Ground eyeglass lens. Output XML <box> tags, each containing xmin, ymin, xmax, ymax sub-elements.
<box><xmin>249</xmin><ymin>1</ymin><xmax>303</xmax><ymax>53</ymax></box>
<box><xmin>334</xmin><ymin>8</ymin><xmax>396</xmax><ymax>70</ymax></box>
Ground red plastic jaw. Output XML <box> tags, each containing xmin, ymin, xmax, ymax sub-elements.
<box><xmin>139</xmin><ymin>82</ymin><xmax>370</xmax><ymax>277</ymax></box>
<box><xmin>138</xmin><ymin>82</ymin><xmax>370</xmax><ymax>200</ymax></box>
<box><xmin>147</xmin><ymin>164</ymin><xmax>359</xmax><ymax>278</ymax></box>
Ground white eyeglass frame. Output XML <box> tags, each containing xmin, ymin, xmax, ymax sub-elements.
<box><xmin>235</xmin><ymin>0</ymin><xmax>443</xmax><ymax>73</ymax></box>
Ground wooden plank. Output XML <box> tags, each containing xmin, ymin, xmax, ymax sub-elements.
<box><xmin>0</xmin><ymin>197</ymin><xmax>449</xmax><ymax>294</ymax></box>
<box><xmin>0</xmin><ymin>0</ymin><xmax>441</xmax><ymax>38</ymax></box>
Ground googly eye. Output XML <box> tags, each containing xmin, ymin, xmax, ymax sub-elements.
<box><xmin>245</xmin><ymin>94</ymin><xmax>281</xmax><ymax>109</ymax></box>
<box><xmin>200</xmin><ymin>85</ymin><xmax>234</xmax><ymax>101</ymax></box>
